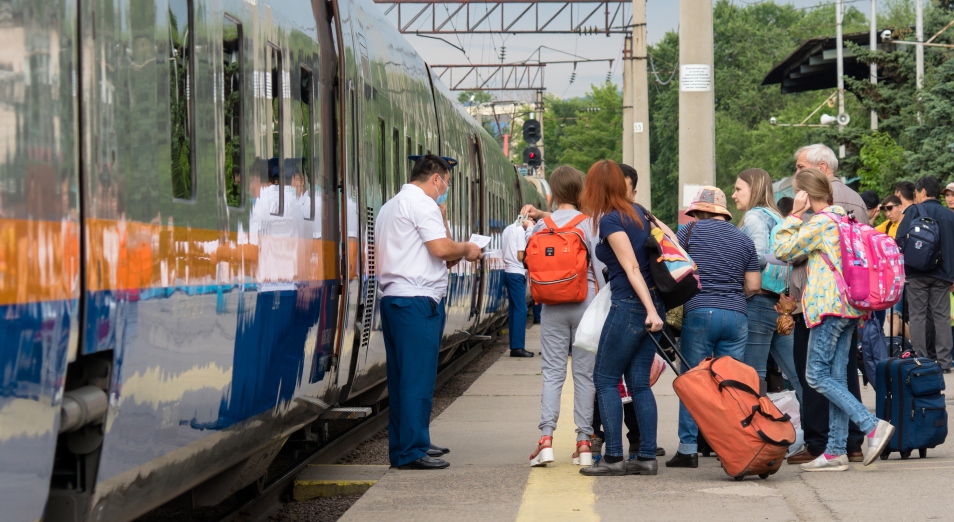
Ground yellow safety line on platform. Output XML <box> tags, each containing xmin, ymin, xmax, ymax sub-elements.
<box><xmin>516</xmin><ymin>359</ymin><xmax>599</xmax><ymax>521</ymax></box>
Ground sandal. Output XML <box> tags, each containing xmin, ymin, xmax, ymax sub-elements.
<box><xmin>572</xmin><ymin>439</ymin><xmax>593</xmax><ymax>466</ymax></box>
<box><xmin>529</xmin><ymin>436</ymin><xmax>554</xmax><ymax>467</ymax></box>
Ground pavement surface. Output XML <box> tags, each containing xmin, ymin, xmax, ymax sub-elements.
<box><xmin>340</xmin><ymin>325</ymin><xmax>954</xmax><ymax>521</ymax></box>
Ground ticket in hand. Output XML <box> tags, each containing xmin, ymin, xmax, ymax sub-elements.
<box><xmin>469</xmin><ymin>233</ymin><xmax>492</xmax><ymax>249</ymax></box>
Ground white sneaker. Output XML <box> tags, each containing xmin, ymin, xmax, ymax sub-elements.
<box><xmin>864</xmin><ymin>419</ymin><xmax>896</xmax><ymax>466</ymax></box>
<box><xmin>800</xmin><ymin>454</ymin><xmax>849</xmax><ymax>472</ymax></box>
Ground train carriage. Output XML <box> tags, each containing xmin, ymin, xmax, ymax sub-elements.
<box><xmin>0</xmin><ymin>0</ymin><xmax>547</xmax><ymax>521</ymax></box>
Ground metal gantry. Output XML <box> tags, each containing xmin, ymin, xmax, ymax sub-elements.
<box><xmin>373</xmin><ymin>0</ymin><xmax>631</xmax><ymax>35</ymax></box>
<box><xmin>430</xmin><ymin>63</ymin><xmax>546</xmax><ymax>90</ymax></box>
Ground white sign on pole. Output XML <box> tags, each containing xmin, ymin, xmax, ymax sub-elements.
<box><xmin>680</xmin><ymin>64</ymin><xmax>712</xmax><ymax>92</ymax></box>
<box><xmin>682</xmin><ymin>184</ymin><xmax>704</xmax><ymax>208</ymax></box>
<box><xmin>634</xmin><ymin>122</ymin><xmax>644</xmax><ymax>133</ymax></box>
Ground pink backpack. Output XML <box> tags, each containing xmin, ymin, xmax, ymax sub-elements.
<box><xmin>819</xmin><ymin>212</ymin><xmax>905</xmax><ymax>312</ymax></box>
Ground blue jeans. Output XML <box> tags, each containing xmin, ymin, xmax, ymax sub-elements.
<box><xmin>677</xmin><ymin>307</ymin><xmax>748</xmax><ymax>454</ymax></box>
<box><xmin>381</xmin><ymin>296</ymin><xmax>445</xmax><ymax>467</ymax></box>
<box><xmin>743</xmin><ymin>294</ymin><xmax>803</xmax><ymax>403</ymax></box>
<box><xmin>593</xmin><ymin>293</ymin><xmax>665</xmax><ymax>459</ymax></box>
<box><xmin>503</xmin><ymin>273</ymin><xmax>527</xmax><ymax>350</ymax></box>
<box><xmin>806</xmin><ymin>316</ymin><xmax>879</xmax><ymax>456</ymax></box>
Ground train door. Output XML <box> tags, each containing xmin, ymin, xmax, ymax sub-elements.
<box><xmin>0</xmin><ymin>3</ymin><xmax>80</xmax><ymax>521</ymax></box>
<box><xmin>469</xmin><ymin>134</ymin><xmax>486</xmax><ymax>324</ymax></box>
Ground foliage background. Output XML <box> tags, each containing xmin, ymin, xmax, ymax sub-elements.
<box><xmin>469</xmin><ymin>0</ymin><xmax>954</xmax><ymax>226</ymax></box>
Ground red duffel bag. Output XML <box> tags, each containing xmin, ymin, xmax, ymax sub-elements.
<box><xmin>672</xmin><ymin>355</ymin><xmax>796</xmax><ymax>480</ymax></box>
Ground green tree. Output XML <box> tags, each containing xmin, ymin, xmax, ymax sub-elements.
<box><xmin>458</xmin><ymin>90</ymin><xmax>493</xmax><ymax>106</ymax></box>
<box><xmin>857</xmin><ymin>132</ymin><xmax>907</xmax><ymax>192</ymax></box>
<box><xmin>553</xmin><ymin>82</ymin><xmax>623</xmax><ymax>173</ymax></box>
<box><xmin>904</xmin><ymin>58</ymin><xmax>954</xmax><ymax>182</ymax></box>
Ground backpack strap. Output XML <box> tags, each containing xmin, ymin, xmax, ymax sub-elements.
<box><xmin>819</xmin><ymin>251</ymin><xmax>851</xmax><ymax>316</ymax></box>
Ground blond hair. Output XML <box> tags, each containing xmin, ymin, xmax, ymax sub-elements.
<box><xmin>737</xmin><ymin>168</ymin><xmax>780</xmax><ymax>227</ymax></box>
<box><xmin>793</xmin><ymin>168</ymin><xmax>833</xmax><ymax>206</ymax></box>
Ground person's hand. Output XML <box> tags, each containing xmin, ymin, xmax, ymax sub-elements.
<box><xmin>438</xmin><ymin>203</ymin><xmax>448</xmax><ymax>222</ymax></box>
<box><xmin>792</xmin><ymin>190</ymin><xmax>810</xmax><ymax>216</ymax></box>
<box><xmin>522</xmin><ymin>219</ymin><xmax>534</xmax><ymax>230</ymax></box>
<box><xmin>446</xmin><ymin>258</ymin><xmax>462</xmax><ymax>270</ymax></box>
<box><xmin>463</xmin><ymin>242</ymin><xmax>483</xmax><ymax>262</ymax></box>
<box><xmin>645</xmin><ymin>311</ymin><xmax>664</xmax><ymax>332</ymax></box>
<box><xmin>521</xmin><ymin>204</ymin><xmax>543</xmax><ymax>220</ymax></box>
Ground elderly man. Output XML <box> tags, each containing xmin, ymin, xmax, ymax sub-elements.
<box><xmin>786</xmin><ymin>143</ymin><xmax>868</xmax><ymax>465</ymax></box>
<box><xmin>376</xmin><ymin>154</ymin><xmax>483</xmax><ymax>470</ymax></box>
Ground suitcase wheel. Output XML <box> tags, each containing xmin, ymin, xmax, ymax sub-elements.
<box><xmin>900</xmin><ymin>450</ymin><xmax>912</xmax><ymax>459</ymax></box>
<box><xmin>758</xmin><ymin>473</ymin><xmax>770</xmax><ymax>479</ymax></box>
<box><xmin>880</xmin><ymin>452</ymin><xmax>890</xmax><ymax>461</ymax></box>
<box><xmin>919</xmin><ymin>448</ymin><xmax>927</xmax><ymax>459</ymax></box>
<box><xmin>734</xmin><ymin>476</ymin><xmax>745</xmax><ymax>481</ymax></box>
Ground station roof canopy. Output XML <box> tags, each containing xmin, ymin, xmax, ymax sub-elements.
<box><xmin>762</xmin><ymin>30</ymin><xmax>893</xmax><ymax>94</ymax></box>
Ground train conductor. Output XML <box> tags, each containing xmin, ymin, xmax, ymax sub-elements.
<box><xmin>376</xmin><ymin>154</ymin><xmax>483</xmax><ymax>470</ymax></box>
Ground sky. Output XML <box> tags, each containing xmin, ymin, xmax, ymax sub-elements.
<box><xmin>375</xmin><ymin>0</ymin><xmax>885</xmax><ymax>100</ymax></box>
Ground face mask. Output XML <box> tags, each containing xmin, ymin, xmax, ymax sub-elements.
<box><xmin>435</xmin><ymin>175</ymin><xmax>450</xmax><ymax>205</ymax></box>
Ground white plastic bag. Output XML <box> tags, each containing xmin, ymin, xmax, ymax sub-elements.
<box><xmin>574</xmin><ymin>285</ymin><xmax>612</xmax><ymax>353</ymax></box>
<box><xmin>767</xmin><ymin>390</ymin><xmax>803</xmax><ymax>457</ymax></box>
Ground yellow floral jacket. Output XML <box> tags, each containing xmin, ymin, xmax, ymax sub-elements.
<box><xmin>774</xmin><ymin>206</ymin><xmax>863</xmax><ymax>327</ymax></box>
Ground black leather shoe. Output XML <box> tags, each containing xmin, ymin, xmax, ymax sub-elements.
<box><xmin>510</xmin><ymin>348</ymin><xmax>535</xmax><ymax>358</ymax></box>
<box><xmin>665</xmin><ymin>452</ymin><xmax>698</xmax><ymax>468</ymax></box>
<box><xmin>397</xmin><ymin>456</ymin><xmax>450</xmax><ymax>470</ymax></box>
<box><xmin>426</xmin><ymin>443</ymin><xmax>450</xmax><ymax>457</ymax></box>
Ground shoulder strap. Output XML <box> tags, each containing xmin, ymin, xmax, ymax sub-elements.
<box><xmin>681</xmin><ymin>221</ymin><xmax>697</xmax><ymax>250</ymax></box>
<box><xmin>543</xmin><ymin>215</ymin><xmax>558</xmax><ymax>231</ymax></box>
<box><xmin>543</xmin><ymin>213</ymin><xmax>588</xmax><ymax>233</ymax></box>
<box><xmin>819</xmin><ymin>252</ymin><xmax>851</xmax><ymax>315</ymax></box>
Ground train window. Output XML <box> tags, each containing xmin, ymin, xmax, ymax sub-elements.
<box><xmin>378</xmin><ymin>118</ymin><xmax>386</xmax><ymax>199</ymax></box>
<box><xmin>300</xmin><ymin>65</ymin><xmax>315</xmax><ymax>220</ymax></box>
<box><xmin>392</xmin><ymin>128</ymin><xmax>400</xmax><ymax>190</ymax></box>
<box><xmin>268</xmin><ymin>43</ymin><xmax>284</xmax><ymax>215</ymax></box>
<box><xmin>418</xmin><ymin>143</ymin><xmax>423</xmax><ymax>156</ymax></box>
<box><xmin>169</xmin><ymin>0</ymin><xmax>194</xmax><ymax>200</ymax></box>
<box><xmin>223</xmin><ymin>15</ymin><xmax>242</xmax><ymax>207</ymax></box>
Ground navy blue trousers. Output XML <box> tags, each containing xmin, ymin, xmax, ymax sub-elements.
<box><xmin>381</xmin><ymin>296</ymin><xmax>445</xmax><ymax>467</ymax></box>
<box><xmin>504</xmin><ymin>273</ymin><xmax>527</xmax><ymax>350</ymax></box>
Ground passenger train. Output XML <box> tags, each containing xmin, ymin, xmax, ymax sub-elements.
<box><xmin>0</xmin><ymin>0</ymin><xmax>547</xmax><ymax>520</ymax></box>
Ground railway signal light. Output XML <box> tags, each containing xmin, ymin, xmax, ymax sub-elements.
<box><xmin>523</xmin><ymin>119</ymin><xmax>541</xmax><ymax>144</ymax></box>
<box><xmin>524</xmin><ymin>146</ymin><xmax>542</xmax><ymax>168</ymax></box>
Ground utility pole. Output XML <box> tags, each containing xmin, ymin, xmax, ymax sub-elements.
<box><xmin>632</xmin><ymin>0</ymin><xmax>651</xmax><ymax>209</ymax></box>
<box><xmin>916</xmin><ymin>0</ymin><xmax>925</xmax><ymax>91</ymax></box>
<box><xmin>836</xmin><ymin>0</ymin><xmax>846</xmax><ymax>158</ymax></box>
<box><xmin>622</xmin><ymin>35</ymin><xmax>634</xmax><ymax>168</ymax></box>
<box><xmin>678</xmin><ymin>0</ymin><xmax>715</xmax><ymax>225</ymax></box>
<box><xmin>535</xmin><ymin>89</ymin><xmax>544</xmax><ymax>178</ymax></box>
<box><xmin>870</xmin><ymin>0</ymin><xmax>878</xmax><ymax>131</ymax></box>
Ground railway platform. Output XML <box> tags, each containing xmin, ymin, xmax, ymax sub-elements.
<box><xmin>340</xmin><ymin>325</ymin><xmax>954</xmax><ymax>521</ymax></box>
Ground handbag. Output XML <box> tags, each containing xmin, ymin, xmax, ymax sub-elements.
<box><xmin>641</xmin><ymin>210</ymin><xmax>701</xmax><ymax>310</ymax></box>
<box><xmin>774</xmin><ymin>257</ymin><xmax>796</xmax><ymax>335</ymax></box>
<box><xmin>573</xmin><ymin>284</ymin><xmax>611</xmax><ymax>353</ymax></box>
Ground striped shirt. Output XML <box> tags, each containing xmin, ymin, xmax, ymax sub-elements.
<box><xmin>677</xmin><ymin>219</ymin><xmax>759</xmax><ymax>315</ymax></box>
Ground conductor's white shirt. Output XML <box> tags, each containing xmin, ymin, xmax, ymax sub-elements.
<box><xmin>376</xmin><ymin>184</ymin><xmax>449</xmax><ymax>300</ymax></box>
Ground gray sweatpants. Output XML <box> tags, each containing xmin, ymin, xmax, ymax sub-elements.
<box><xmin>538</xmin><ymin>298</ymin><xmax>596</xmax><ymax>441</ymax></box>
<box><xmin>908</xmin><ymin>277</ymin><xmax>953</xmax><ymax>370</ymax></box>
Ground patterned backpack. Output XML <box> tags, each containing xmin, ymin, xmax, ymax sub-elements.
<box><xmin>819</xmin><ymin>212</ymin><xmax>905</xmax><ymax>312</ymax></box>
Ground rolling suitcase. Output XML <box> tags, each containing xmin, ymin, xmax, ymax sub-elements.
<box><xmin>650</xmin><ymin>329</ymin><xmax>795</xmax><ymax>480</ymax></box>
<box><xmin>875</xmin><ymin>356</ymin><xmax>948</xmax><ymax>460</ymax></box>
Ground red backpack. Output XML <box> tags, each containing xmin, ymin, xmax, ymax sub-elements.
<box><xmin>525</xmin><ymin>214</ymin><xmax>591</xmax><ymax>305</ymax></box>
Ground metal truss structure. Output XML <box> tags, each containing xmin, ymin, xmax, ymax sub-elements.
<box><xmin>374</xmin><ymin>0</ymin><xmax>631</xmax><ymax>35</ymax></box>
<box><xmin>430</xmin><ymin>63</ymin><xmax>545</xmax><ymax>91</ymax></box>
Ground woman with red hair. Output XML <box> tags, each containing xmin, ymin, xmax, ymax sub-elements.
<box><xmin>578</xmin><ymin>160</ymin><xmax>663</xmax><ymax>477</ymax></box>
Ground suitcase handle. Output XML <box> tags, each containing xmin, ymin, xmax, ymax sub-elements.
<box><xmin>717</xmin><ymin>379</ymin><xmax>761</xmax><ymax>398</ymax></box>
<box><xmin>644</xmin><ymin>326</ymin><xmax>690</xmax><ymax>374</ymax></box>
<box><xmin>741</xmin><ymin>403</ymin><xmax>792</xmax><ymax>428</ymax></box>
<box><xmin>756</xmin><ymin>429</ymin><xmax>795</xmax><ymax>448</ymax></box>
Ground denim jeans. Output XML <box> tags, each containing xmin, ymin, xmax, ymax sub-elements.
<box><xmin>793</xmin><ymin>314</ymin><xmax>865</xmax><ymax>455</ymax></box>
<box><xmin>806</xmin><ymin>316</ymin><xmax>880</xmax><ymax>456</ymax></box>
<box><xmin>742</xmin><ymin>294</ymin><xmax>803</xmax><ymax>403</ymax></box>
<box><xmin>503</xmin><ymin>273</ymin><xmax>528</xmax><ymax>350</ymax></box>
<box><xmin>677</xmin><ymin>307</ymin><xmax>748</xmax><ymax>454</ymax></box>
<box><xmin>593</xmin><ymin>293</ymin><xmax>665</xmax><ymax>459</ymax></box>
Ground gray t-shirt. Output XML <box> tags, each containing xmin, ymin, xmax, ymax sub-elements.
<box><xmin>530</xmin><ymin>209</ymin><xmax>605</xmax><ymax>293</ymax></box>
